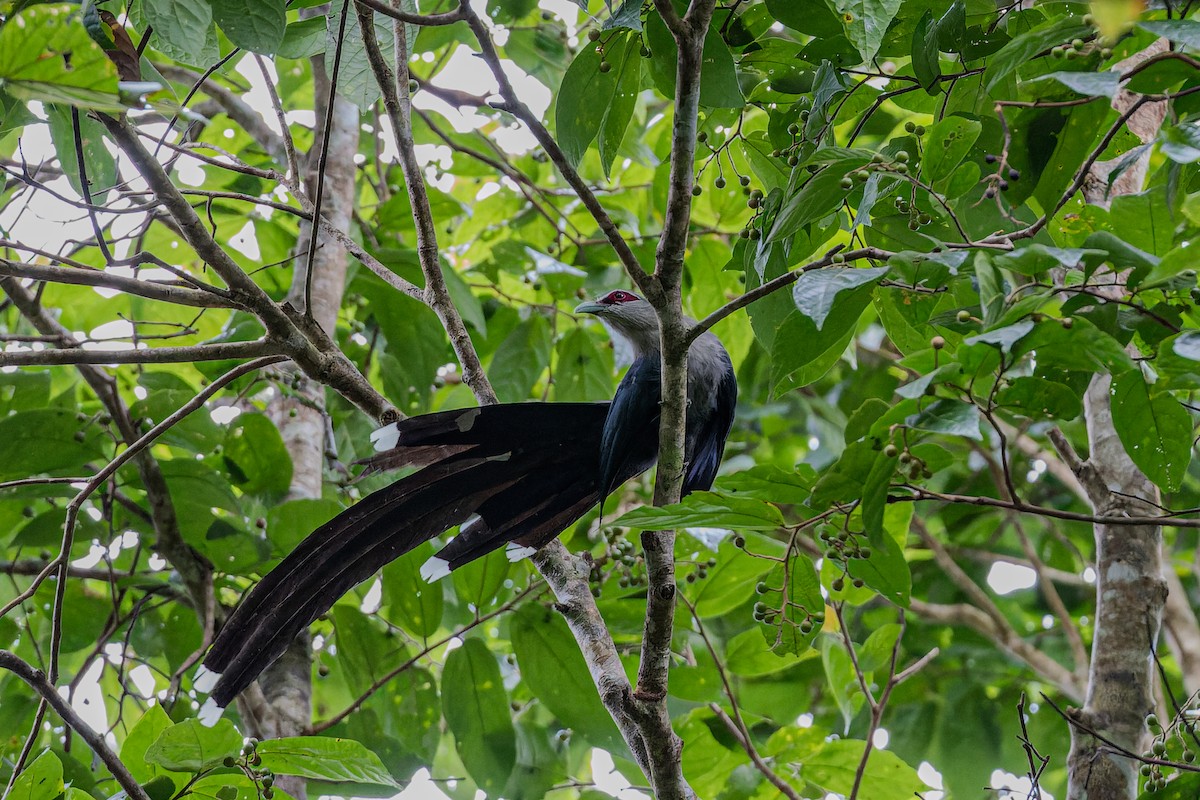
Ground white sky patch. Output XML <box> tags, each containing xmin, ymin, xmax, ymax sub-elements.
<box><xmin>210</xmin><ymin>405</ymin><xmax>242</xmax><ymax>425</ymax></box>
<box><xmin>990</xmin><ymin>769</ymin><xmax>1054</xmax><ymax>800</ymax></box>
<box><xmin>63</xmin><ymin>658</ymin><xmax>108</xmax><ymax>736</ymax></box>
<box><xmin>393</xmin><ymin>768</ymin><xmax>452</xmax><ymax>799</ymax></box>
<box><xmin>986</xmin><ymin>561</ymin><xmax>1037</xmax><ymax>594</ymax></box>
<box><xmin>89</xmin><ymin>319</ymin><xmax>136</xmax><ymax>341</ymax></box>
<box><xmin>129</xmin><ymin>665</ymin><xmax>157</xmax><ymax>698</ymax></box>
<box><xmin>590</xmin><ymin>750</ymin><xmax>651</xmax><ymax>799</ymax></box>
<box><xmin>360</xmin><ymin>577</ymin><xmax>383</xmax><ymax>614</ymax></box>
<box><xmin>228</xmin><ymin>220</ymin><xmax>261</xmax><ymax>260</ymax></box>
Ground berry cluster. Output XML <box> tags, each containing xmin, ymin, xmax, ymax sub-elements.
<box><xmin>220</xmin><ymin>738</ymin><xmax>276</xmax><ymax>798</ymax></box>
<box><xmin>1139</xmin><ymin>711</ymin><xmax>1199</xmax><ymax>793</ymax></box>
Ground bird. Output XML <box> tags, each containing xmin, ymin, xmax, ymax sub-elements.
<box><xmin>194</xmin><ymin>289</ymin><xmax>736</xmax><ymax>725</ymax></box>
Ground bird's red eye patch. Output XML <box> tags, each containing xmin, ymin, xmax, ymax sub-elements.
<box><xmin>601</xmin><ymin>290</ymin><xmax>637</xmax><ymax>304</ymax></box>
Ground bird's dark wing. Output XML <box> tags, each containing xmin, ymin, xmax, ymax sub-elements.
<box><xmin>683</xmin><ymin>358</ymin><xmax>737</xmax><ymax>494</ymax></box>
<box><xmin>197</xmin><ymin>402</ymin><xmax>611</xmax><ymax>718</ymax></box>
<box><xmin>598</xmin><ymin>355</ymin><xmax>662</xmax><ymax>503</ymax></box>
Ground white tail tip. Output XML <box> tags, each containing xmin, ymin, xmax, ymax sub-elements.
<box><xmin>505</xmin><ymin>543</ymin><xmax>537</xmax><ymax>563</ymax></box>
<box><xmin>193</xmin><ymin>666</ymin><xmax>220</xmax><ymax>694</ymax></box>
<box><xmin>369</xmin><ymin>424</ymin><xmax>400</xmax><ymax>452</ymax></box>
<box><xmin>198</xmin><ymin>697</ymin><xmax>225</xmax><ymax>727</ymax></box>
<box><xmin>420</xmin><ymin>556</ymin><xmax>451</xmax><ymax>583</ymax></box>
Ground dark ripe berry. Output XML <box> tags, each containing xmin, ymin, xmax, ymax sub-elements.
<box><xmin>318</xmin><ymin>663</ymin><xmax>330</xmax><ymax>676</ymax></box>
<box><xmin>598</xmin><ymin>60</ymin><xmax>611</xmax><ymax>73</ymax></box>
<box><xmin>734</xmin><ymin>535</ymin><xmax>746</xmax><ymax>548</ymax></box>
<box><xmin>799</xmin><ymin>110</ymin><xmax>810</xmax><ymax>121</ymax></box>
<box><xmin>742</xmin><ymin>186</ymin><xmax>751</xmax><ymax>196</ymax></box>
<box><xmin>692</xmin><ymin>185</ymin><xmax>702</xmax><ymax>196</ymax></box>
<box><xmin>884</xmin><ymin>444</ymin><xmax>899</xmax><ymax>458</ymax></box>
<box><xmin>1061</xmin><ymin>317</ymin><xmax>1074</xmax><ymax>329</ymax></box>
<box><xmin>985</xmin><ymin>187</ymin><xmax>996</xmax><ymax>199</ymax></box>
<box><xmin>263</xmin><ymin>790</ymin><xmax>274</xmax><ymax>800</ymax></box>
<box><xmin>840</xmin><ymin>177</ymin><xmax>853</xmax><ymax>190</ymax></box>
<box><xmin>748</xmin><ymin>196</ymin><xmax>760</xmax><ymax>209</ymax></box>
<box><xmin>714</xmin><ymin>176</ymin><xmax>726</xmax><ymax>189</ymax></box>
<box><xmin>739</xmin><ymin>229</ymin><xmax>750</xmax><ymax>239</ymax></box>
<box><xmin>918</xmin><ymin>213</ymin><xmax>932</xmax><ymax>225</ymax></box>
<box><xmin>904</xmin><ymin>121</ymin><xmax>916</xmax><ymax>133</ymax></box>
<box><xmin>831</xmin><ymin>577</ymin><xmax>845</xmax><ymax>591</ymax></box>
<box><xmin>749</xmin><ymin>228</ymin><xmax>761</xmax><ymax>241</ymax></box>
<box><xmin>1008</xmin><ymin>168</ymin><xmax>1020</xmax><ymax>180</ymax></box>
<box><xmin>859</xmin><ymin>547</ymin><xmax>871</xmax><ymax>558</ymax></box>
<box><xmin>750</xmin><ymin>188</ymin><xmax>763</xmax><ymax>199</ymax></box>
<box><xmin>985</xmin><ymin>153</ymin><xmax>997</xmax><ymax>164</ymax></box>
<box><xmin>739</xmin><ymin>175</ymin><xmax>750</xmax><ymax>186</ymax></box>
<box><xmin>222</xmin><ymin>757</ymin><xmax>237</xmax><ymax>768</ymax></box>
<box><xmin>707</xmin><ymin>557</ymin><xmax>717</xmax><ymax>567</ymax></box>
<box><xmin>588</xmin><ymin>28</ymin><xmax>600</xmax><ymax>41</ymax></box>
<box><xmin>640</xmin><ymin>45</ymin><xmax>651</xmax><ymax>57</ymax></box>
<box><xmin>898</xmin><ymin>452</ymin><xmax>912</xmax><ymax>465</ymax></box>
<box><xmin>771</xmin><ymin>149</ymin><xmax>781</xmax><ymax>158</ymax></box>
<box><xmin>999</xmin><ymin>180</ymin><xmax>1010</xmax><ymax>191</ymax></box>
<box><xmin>852</xmin><ymin>578</ymin><xmax>865</xmax><ymax>588</ymax></box>
<box><xmin>698</xmin><ymin>131</ymin><xmax>708</xmax><ymax>142</ymax></box>
<box><xmin>787</xmin><ymin>155</ymin><xmax>799</xmax><ymax>166</ymax></box>
<box><xmin>908</xmin><ymin>220</ymin><xmax>919</xmax><ymax>230</ymax></box>
<box><xmin>409</xmin><ymin>79</ymin><xmax>418</xmax><ymax>93</ymax></box>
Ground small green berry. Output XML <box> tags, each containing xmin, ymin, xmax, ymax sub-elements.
<box><xmin>787</xmin><ymin>123</ymin><xmax>800</xmax><ymax>135</ymax></box>
<box><xmin>598</xmin><ymin>60</ymin><xmax>611</xmax><ymax>73</ymax></box>
<box><xmin>692</xmin><ymin>185</ymin><xmax>702</xmax><ymax>196</ymax></box>
<box><xmin>895</xmin><ymin>151</ymin><xmax>909</xmax><ymax>163</ymax></box>
<box><xmin>739</xmin><ymin>175</ymin><xmax>750</xmax><ymax>186</ymax></box>
<box><xmin>840</xmin><ymin>177</ymin><xmax>854</xmax><ymax>190</ymax></box>
<box><xmin>896</xmin><ymin>163</ymin><xmax>908</xmax><ymax>174</ymax></box>
<box><xmin>787</xmin><ymin>154</ymin><xmax>799</xmax><ymax>166</ymax></box>
<box><xmin>222</xmin><ymin>756</ymin><xmax>237</xmax><ymax>768</ymax></box>
<box><xmin>832</xmin><ymin>577</ymin><xmax>845</xmax><ymax>591</ymax></box>
<box><xmin>756</xmin><ymin>581</ymin><xmax>768</xmax><ymax>594</ymax></box>
<box><xmin>1072</xmin><ymin>38</ymin><xmax>1085</xmax><ymax>50</ymax></box>
<box><xmin>884</xmin><ymin>444</ymin><xmax>899</xmax><ymax>458</ymax></box>
<box><xmin>913</xmin><ymin>125</ymin><xmax>925</xmax><ymax>136</ymax></box>
<box><xmin>957</xmin><ymin>310</ymin><xmax>971</xmax><ymax>323</ymax></box>
<box><xmin>714</xmin><ymin>176</ymin><xmax>726</xmax><ymax>188</ymax></box>
<box><xmin>904</xmin><ymin>121</ymin><xmax>916</xmax><ymax>133</ymax></box>
<box><xmin>918</xmin><ymin>213</ymin><xmax>932</xmax><ymax>225</ymax></box>
<box><xmin>640</xmin><ymin>45</ymin><xmax>651</xmax><ymax>57</ymax></box>
<box><xmin>698</xmin><ymin>131</ymin><xmax>708</xmax><ymax>142</ymax></box>
<box><xmin>832</xmin><ymin>253</ymin><xmax>846</xmax><ymax>263</ymax></box>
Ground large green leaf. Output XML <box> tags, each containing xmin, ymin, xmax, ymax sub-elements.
<box><xmin>510</xmin><ymin>604</ymin><xmax>624</xmax><ymax>752</ymax></box>
<box><xmin>210</xmin><ymin>0</ymin><xmax>286</xmax><ymax>54</ymax></box>
<box><xmin>257</xmin><ymin>737</ymin><xmax>400</xmax><ymax>788</ymax></box>
<box><xmin>920</xmin><ymin>116</ymin><xmax>981</xmax><ymax>183</ymax></box>
<box><xmin>1110</xmin><ymin>369</ymin><xmax>1192</xmax><ymax>493</ymax></box>
<box><xmin>442</xmin><ymin>638</ymin><xmax>516</xmax><ymax>795</ymax></box>
<box><xmin>792</xmin><ymin>266</ymin><xmax>889</xmax><ymax>331</ymax></box>
<box><xmin>0</xmin><ymin>409</ymin><xmax>106</xmax><ymax>480</ymax></box>
<box><xmin>0</xmin><ymin>6</ymin><xmax>123</xmax><ymax>111</ymax></box>
<box><xmin>805</xmin><ymin>739</ymin><xmax>924</xmax><ymax>800</ymax></box>
<box><xmin>8</xmin><ymin>750</ymin><xmax>63</xmax><ymax>800</ymax></box>
<box><xmin>144</xmin><ymin>719</ymin><xmax>242</xmax><ymax>773</ymax></box>
<box><xmin>382</xmin><ymin>541</ymin><xmax>445</xmax><ymax>638</ymax></box>
<box><xmin>615</xmin><ymin>492</ymin><xmax>785</xmax><ymax>530</ymax></box>
<box><xmin>222</xmin><ymin>413</ymin><xmax>292</xmax><ymax>496</ymax></box>
<box><xmin>556</xmin><ymin>31</ymin><xmax>639</xmax><ymax>172</ymax></box>
<box><xmin>833</xmin><ymin>0</ymin><xmax>903</xmax><ymax>64</ymax></box>
<box><xmin>644</xmin><ymin>11</ymin><xmax>743</xmax><ymax>108</ymax></box>
<box><xmin>141</xmin><ymin>0</ymin><xmax>218</xmax><ymax>68</ymax></box>
<box><xmin>768</xmin><ymin>155</ymin><xmax>871</xmax><ymax>242</ymax></box>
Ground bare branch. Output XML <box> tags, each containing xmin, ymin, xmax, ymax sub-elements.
<box><xmin>0</xmin><ymin>258</ymin><xmax>235</xmax><ymax>308</ymax></box>
<box><xmin>0</xmin><ymin>651</ymin><xmax>152</xmax><ymax>800</ymax></box>
<box><xmin>0</xmin><ymin>338</ymin><xmax>280</xmax><ymax>366</ymax></box>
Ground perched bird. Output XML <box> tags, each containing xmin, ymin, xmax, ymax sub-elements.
<box><xmin>195</xmin><ymin>290</ymin><xmax>736</xmax><ymax>724</ymax></box>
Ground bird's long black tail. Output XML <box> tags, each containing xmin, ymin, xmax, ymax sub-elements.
<box><xmin>196</xmin><ymin>403</ymin><xmax>615</xmax><ymax>722</ymax></box>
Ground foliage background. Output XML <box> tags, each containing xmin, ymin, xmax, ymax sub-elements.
<box><xmin>2</xmin><ymin>0</ymin><xmax>1200</xmax><ymax>798</ymax></box>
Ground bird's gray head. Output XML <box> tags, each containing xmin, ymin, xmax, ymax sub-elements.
<box><xmin>575</xmin><ymin>290</ymin><xmax>660</xmax><ymax>354</ymax></box>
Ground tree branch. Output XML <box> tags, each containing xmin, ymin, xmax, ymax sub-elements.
<box><xmin>0</xmin><ymin>651</ymin><xmax>152</xmax><ymax>800</ymax></box>
<box><xmin>0</xmin><ymin>338</ymin><xmax>280</xmax><ymax>366</ymax></box>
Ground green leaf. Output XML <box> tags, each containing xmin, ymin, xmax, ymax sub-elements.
<box><xmin>760</xmin><ymin>554</ymin><xmax>824</xmax><ymax>656</ymax></box>
<box><xmin>145</xmin><ymin>719</ymin><xmax>242</xmax><ymax>773</ymax></box>
<box><xmin>141</xmin><ymin>0</ymin><xmax>218</xmax><ymax>68</ymax></box>
<box><xmin>1111</xmin><ymin>369</ymin><xmax>1192</xmax><ymax>493</ymax></box>
<box><xmin>554</xmin><ymin>327</ymin><xmax>613</xmax><ymax>401</ymax></box>
<box><xmin>1139</xmin><ymin>19</ymin><xmax>1200</xmax><ymax>50</ymax></box>
<box><xmin>997</xmin><ymin>376</ymin><xmax>1082</xmax><ymax>421</ymax></box>
<box><xmin>805</xmin><ymin>739</ymin><xmax>924</xmax><ymax>800</ymax></box>
<box><xmin>1035</xmin><ymin>70</ymin><xmax>1119</xmax><ymax>97</ymax></box>
<box><xmin>382</xmin><ymin>541</ymin><xmax>444</xmax><ymax>637</ymax></box>
<box><xmin>278</xmin><ymin>17</ymin><xmax>327</xmax><ymax>59</ymax></box>
<box><xmin>771</xmin><ymin>274</ymin><xmax>878</xmax><ymax>393</ymax></box>
<box><xmin>983</xmin><ymin>17</ymin><xmax>1091</xmax><ymax>91</ymax></box>
<box><xmin>690</xmin><ymin>537</ymin><xmax>777</xmax><ymax>618</ymax></box>
<box><xmin>451</xmin><ymin>547</ymin><xmax>510</xmax><ymax>611</ymax></box>
<box><xmin>489</xmin><ymin>314</ymin><xmax>551</xmax><ymax>402</ymax></box>
<box><xmin>266</xmin><ymin>498</ymin><xmax>343</xmax><ymax>556</ymax></box>
<box><xmin>510</xmin><ymin>604</ymin><xmax>624</xmax><ymax>752</ymax></box>
<box><xmin>442</xmin><ymin>638</ymin><xmax>516</xmax><ymax>795</ymax></box>
<box><xmin>9</xmin><ymin>750</ymin><xmax>63</xmax><ymax>800</ymax></box>
<box><xmin>615</xmin><ymin>492</ymin><xmax>785</xmax><ymax>530</ymax></box>
<box><xmin>910</xmin><ymin>11</ymin><xmax>939</xmax><ymax>92</ymax></box>
<box><xmin>46</xmin><ymin>105</ymin><xmax>116</xmax><ymax>201</ymax></box>
<box><xmin>963</xmin><ymin>319</ymin><xmax>1035</xmax><ymax>353</ymax></box>
<box><xmin>222</xmin><ymin>413</ymin><xmax>292</xmax><ymax>496</ymax></box>
<box><xmin>0</xmin><ymin>409</ymin><xmax>106</xmax><ymax>480</ymax></box>
<box><xmin>645</xmin><ymin>12</ymin><xmax>742</xmax><ymax>108</ymax></box>
<box><xmin>257</xmin><ymin>737</ymin><xmax>400</xmax><ymax>788</ymax></box>
<box><xmin>210</xmin><ymin>0</ymin><xmax>286</xmax><ymax>54</ymax></box>
<box><xmin>833</xmin><ymin>0</ymin><xmax>903</xmax><ymax>65</ymax></box>
<box><xmin>602</xmin><ymin>0</ymin><xmax>643</xmax><ymax>31</ymax></box>
<box><xmin>906</xmin><ymin>399</ymin><xmax>983</xmax><ymax>441</ymax></box>
<box><xmin>793</xmin><ymin>266</ymin><xmax>889</xmax><ymax>331</ymax></box>
<box><xmin>715</xmin><ymin>464</ymin><xmax>814</xmax><ymax>504</ymax></box>
<box><xmin>597</xmin><ymin>34</ymin><xmax>640</xmax><ymax>177</ymax></box>
<box><xmin>119</xmin><ymin>705</ymin><xmax>179</xmax><ymax>785</ymax></box>
<box><xmin>768</xmin><ymin>155</ymin><xmax>871</xmax><ymax>242</ymax></box>
<box><xmin>0</xmin><ymin>6</ymin><xmax>124</xmax><ymax>111</ymax></box>
<box><xmin>920</xmin><ymin>117</ymin><xmax>981</xmax><ymax>183</ymax></box>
